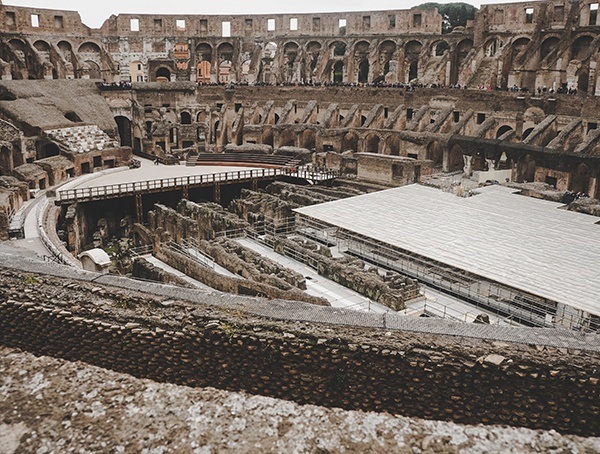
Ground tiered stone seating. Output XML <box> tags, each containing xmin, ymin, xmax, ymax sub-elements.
<box><xmin>45</xmin><ymin>125</ymin><xmax>119</xmax><ymax>154</ymax></box>
<box><xmin>188</xmin><ymin>153</ymin><xmax>300</xmax><ymax>168</ymax></box>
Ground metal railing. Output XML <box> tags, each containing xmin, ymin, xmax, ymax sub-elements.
<box><xmin>56</xmin><ymin>167</ymin><xmax>337</xmax><ymax>204</ymax></box>
<box><xmin>56</xmin><ymin>168</ymin><xmax>286</xmax><ymax>203</ymax></box>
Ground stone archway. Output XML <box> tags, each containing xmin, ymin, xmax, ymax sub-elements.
<box><xmin>342</xmin><ymin>131</ymin><xmax>359</xmax><ymax>152</ymax></box>
<box><xmin>427</xmin><ymin>141</ymin><xmax>443</xmax><ymax>167</ymax></box>
<box><xmin>570</xmin><ymin>162</ymin><xmax>591</xmax><ymax>194</ymax></box>
<box><xmin>41</xmin><ymin>142</ymin><xmax>60</xmax><ymax>159</ymax></box>
<box><xmin>115</xmin><ymin>116</ymin><xmax>132</xmax><ymax>147</ymax></box>
<box><xmin>447</xmin><ymin>144</ymin><xmax>463</xmax><ymax>172</ymax></box>
<box><xmin>365</xmin><ymin>134</ymin><xmax>380</xmax><ymax>153</ymax></box>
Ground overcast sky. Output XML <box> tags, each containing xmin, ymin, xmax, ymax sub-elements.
<box><xmin>4</xmin><ymin>0</ymin><xmax>484</xmax><ymax>28</ymax></box>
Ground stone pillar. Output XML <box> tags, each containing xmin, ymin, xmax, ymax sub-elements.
<box><xmin>462</xmin><ymin>154</ymin><xmax>473</xmax><ymax>177</ymax></box>
<box><xmin>486</xmin><ymin>158</ymin><xmax>496</xmax><ymax>171</ymax></box>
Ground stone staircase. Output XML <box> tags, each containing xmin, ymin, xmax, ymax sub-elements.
<box><xmin>45</xmin><ymin>125</ymin><xmax>119</xmax><ymax>154</ymax></box>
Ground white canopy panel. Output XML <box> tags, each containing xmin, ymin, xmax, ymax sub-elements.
<box><xmin>295</xmin><ymin>184</ymin><xmax>600</xmax><ymax>316</ymax></box>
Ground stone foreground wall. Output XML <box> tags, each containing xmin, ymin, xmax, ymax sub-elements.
<box><xmin>3</xmin><ymin>346</ymin><xmax>599</xmax><ymax>453</ymax></box>
<box><xmin>0</xmin><ymin>267</ymin><xmax>598</xmax><ymax>437</ymax></box>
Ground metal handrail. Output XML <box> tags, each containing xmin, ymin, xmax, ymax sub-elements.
<box><xmin>56</xmin><ymin>167</ymin><xmax>338</xmax><ymax>203</ymax></box>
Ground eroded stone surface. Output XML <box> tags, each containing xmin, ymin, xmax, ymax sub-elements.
<box><xmin>1</xmin><ymin>346</ymin><xmax>599</xmax><ymax>453</ymax></box>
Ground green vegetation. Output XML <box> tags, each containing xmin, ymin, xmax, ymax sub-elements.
<box><xmin>415</xmin><ymin>2</ymin><xmax>477</xmax><ymax>34</ymax></box>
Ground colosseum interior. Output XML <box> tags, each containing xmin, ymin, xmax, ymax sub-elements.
<box><xmin>0</xmin><ymin>0</ymin><xmax>599</xmax><ymax>451</ymax></box>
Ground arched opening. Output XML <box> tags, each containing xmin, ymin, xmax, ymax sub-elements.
<box><xmin>342</xmin><ymin>132</ymin><xmax>359</xmax><ymax>151</ymax></box>
<box><xmin>578</xmin><ymin>68</ymin><xmax>589</xmax><ymax>93</ymax></box>
<box><xmin>333</xmin><ymin>42</ymin><xmax>347</xmax><ymax>57</ymax></box>
<box><xmin>472</xmin><ymin>151</ymin><xmax>486</xmax><ymax>171</ymax></box>
<box><xmin>365</xmin><ymin>134</ymin><xmax>380</xmax><ymax>153</ymax></box>
<box><xmin>114</xmin><ymin>116</ymin><xmax>132</xmax><ymax>147</ymax></box>
<box><xmin>405</xmin><ymin>40</ymin><xmax>422</xmax><ymax>82</ymax></box>
<box><xmin>434</xmin><ymin>41</ymin><xmax>450</xmax><ymax>57</ymax></box>
<box><xmin>196</xmin><ymin>61</ymin><xmax>211</xmax><ymax>84</ymax></box>
<box><xmin>197</xmin><ymin>111</ymin><xmax>207</xmax><ymax>123</ymax></box>
<box><xmin>540</xmin><ymin>37</ymin><xmax>559</xmax><ymax>61</ymax></box>
<box><xmin>41</xmin><ymin>142</ymin><xmax>61</xmax><ymax>159</ymax></box>
<box><xmin>332</xmin><ymin>61</ymin><xmax>344</xmax><ymax>83</ymax></box>
<box><xmin>570</xmin><ymin>36</ymin><xmax>593</xmax><ymax>61</ymax></box>
<box><xmin>496</xmin><ymin>125</ymin><xmax>513</xmax><ymax>139</ymax></box>
<box><xmin>448</xmin><ymin>144</ymin><xmax>463</xmax><ymax>172</ymax></box>
<box><xmin>181</xmin><ymin>112</ymin><xmax>192</xmax><ymax>125</ymax></box>
<box><xmin>301</xmin><ymin>130</ymin><xmax>316</xmax><ymax>149</ymax></box>
<box><xmin>262</xmin><ymin>127</ymin><xmax>274</xmax><ymax>147</ymax></box>
<box><xmin>284</xmin><ymin>42</ymin><xmax>299</xmax><ymax>83</ymax></box>
<box><xmin>522</xmin><ymin>128</ymin><xmax>534</xmax><ymax>140</ymax></box>
<box><xmin>156</xmin><ymin>67</ymin><xmax>171</xmax><ymax>82</ymax></box>
<box><xmin>0</xmin><ymin>146</ymin><xmax>12</xmax><ymax>175</ymax></box>
<box><xmin>78</xmin><ymin>42</ymin><xmax>101</xmax><ymax>53</ymax></box>
<box><xmin>358</xmin><ymin>60</ymin><xmax>369</xmax><ymax>83</ymax></box>
<box><xmin>213</xmin><ymin>120</ymin><xmax>220</xmax><ymax>143</ymax></box>
<box><xmin>279</xmin><ymin>130</ymin><xmax>296</xmax><ymax>147</ymax></box>
<box><xmin>386</xmin><ymin>136</ymin><xmax>401</xmax><ymax>156</ymax></box>
<box><xmin>498</xmin><ymin>152</ymin><xmax>510</xmax><ymax>170</ymax></box>
<box><xmin>518</xmin><ymin>154</ymin><xmax>536</xmax><ymax>182</ymax></box>
<box><xmin>83</xmin><ymin>60</ymin><xmax>101</xmax><ymax>79</ymax></box>
<box><xmin>409</xmin><ymin>61</ymin><xmax>418</xmax><ymax>82</ymax></box>
<box><xmin>570</xmin><ymin>162</ymin><xmax>590</xmax><ymax>194</ymax></box>
<box><xmin>306</xmin><ymin>41</ymin><xmax>322</xmax><ymax>82</ymax></box>
<box><xmin>511</xmin><ymin>37</ymin><xmax>530</xmax><ymax>56</ymax></box>
<box><xmin>427</xmin><ymin>141</ymin><xmax>443</xmax><ymax>166</ymax></box>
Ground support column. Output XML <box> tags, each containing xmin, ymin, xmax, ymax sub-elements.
<box><xmin>182</xmin><ymin>186</ymin><xmax>189</xmax><ymax>200</ymax></box>
<box><xmin>214</xmin><ymin>182</ymin><xmax>221</xmax><ymax>204</ymax></box>
<box><xmin>462</xmin><ymin>155</ymin><xmax>473</xmax><ymax>178</ymax></box>
<box><xmin>252</xmin><ymin>179</ymin><xmax>258</xmax><ymax>191</ymax></box>
<box><xmin>135</xmin><ymin>193</ymin><xmax>143</xmax><ymax>224</ymax></box>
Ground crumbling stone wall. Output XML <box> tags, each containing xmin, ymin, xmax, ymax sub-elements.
<box><xmin>0</xmin><ymin>267</ymin><xmax>598</xmax><ymax>437</ymax></box>
<box><xmin>270</xmin><ymin>235</ymin><xmax>421</xmax><ymax>310</ymax></box>
<box><xmin>154</xmin><ymin>244</ymin><xmax>328</xmax><ymax>306</ymax></box>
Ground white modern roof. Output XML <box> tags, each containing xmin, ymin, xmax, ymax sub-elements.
<box><xmin>295</xmin><ymin>184</ymin><xmax>600</xmax><ymax>316</ymax></box>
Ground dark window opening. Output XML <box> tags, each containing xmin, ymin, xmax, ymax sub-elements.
<box><xmin>54</xmin><ymin>15</ymin><xmax>63</xmax><ymax>29</ymax></box>
<box><xmin>525</xmin><ymin>7</ymin><xmax>534</xmax><ymax>24</ymax></box>
<box><xmin>477</xmin><ymin>113</ymin><xmax>486</xmax><ymax>124</ymax></box>
<box><xmin>235</xmin><ymin>103</ymin><xmax>242</xmax><ymax>112</ymax></box>
<box><xmin>453</xmin><ymin>111</ymin><xmax>460</xmax><ymax>122</ymax></box>
<box><xmin>413</xmin><ymin>14</ymin><xmax>422</xmax><ymax>27</ymax></box>
<box><xmin>406</xmin><ymin>108</ymin><xmax>414</xmax><ymax>120</ymax></box>
<box><xmin>64</xmin><ymin>111</ymin><xmax>82</xmax><ymax>123</ymax></box>
<box><xmin>323</xmin><ymin>144</ymin><xmax>334</xmax><ymax>152</ymax></box>
<box><xmin>408</xmin><ymin>153</ymin><xmax>418</xmax><ymax>159</ymax></box>
<box><xmin>199</xmin><ymin>19</ymin><xmax>208</xmax><ymax>31</ymax></box>
<box><xmin>590</xmin><ymin>4</ymin><xmax>598</xmax><ymax>25</ymax></box>
<box><xmin>545</xmin><ymin>175</ymin><xmax>557</xmax><ymax>188</ymax></box>
<box><xmin>81</xmin><ymin>162</ymin><xmax>91</xmax><ymax>174</ymax></box>
<box><xmin>389</xmin><ymin>15</ymin><xmax>396</xmax><ymax>28</ymax></box>
<box><xmin>587</xmin><ymin>122</ymin><xmax>597</xmax><ymax>132</ymax></box>
<box><xmin>6</xmin><ymin>12</ymin><xmax>16</xmax><ymax>26</ymax></box>
<box><xmin>93</xmin><ymin>156</ymin><xmax>102</xmax><ymax>168</ymax></box>
<box><xmin>154</xmin><ymin>19</ymin><xmax>162</xmax><ymax>31</ymax></box>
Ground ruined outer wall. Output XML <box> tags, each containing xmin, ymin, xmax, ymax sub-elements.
<box><xmin>0</xmin><ymin>262</ymin><xmax>598</xmax><ymax>437</ymax></box>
